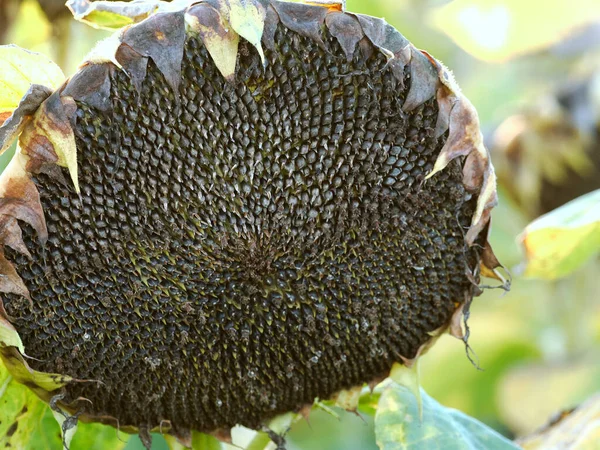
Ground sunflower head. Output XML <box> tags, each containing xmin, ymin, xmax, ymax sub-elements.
<box><xmin>0</xmin><ymin>0</ymin><xmax>504</xmax><ymax>446</ymax></box>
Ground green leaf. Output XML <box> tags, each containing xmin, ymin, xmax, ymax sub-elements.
<box><xmin>430</xmin><ymin>0</ymin><xmax>600</xmax><ymax>62</ymax></box>
<box><xmin>389</xmin><ymin>362</ymin><xmax>422</xmax><ymax>421</ymax></box>
<box><xmin>520</xmin><ymin>189</ymin><xmax>600</xmax><ymax>280</ymax></box>
<box><xmin>0</xmin><ymin>45</ymin><xmax>64</xmax><ymax>122</ymax></box>
<box><xmin>358</xmin><ymin>391</ymin><xmax>382</xmax><ymax>417</ymax></box>
<box><xmin>191</xmin><ymin>431</ymin><xmax>223</xmax><ymax>450</ymax></box>
<box><xmin>164</xmin><ymin>434</ymin><xmax>187</xmax><ymax>450</ymax></box>
<box><xmin>70</xmin><ymin>422</ymin><xmax>128</xmax><ymax>450</ymax></box>
<box><xmin>375</xmin><ymin>384</ymin><xmax>520</xmax><ymax>450</ymax></box>
<box><xmin>0</xmin><ymin>362</ymin><xmax>62</xmax><ymax>450</ymax></box>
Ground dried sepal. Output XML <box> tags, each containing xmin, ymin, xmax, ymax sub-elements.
<box><xmin>0</xmin><ymin>152</ymin><xmax>47</xmax><ymax>243</ymax></box>
<box><xmin>402</xmin><ymin>49</ymin><xmax>438</xmax><ymax>112</ymax></box>
<box><xmin>353</xmin><ymin>15</ymin><xmax>410</xmax><ymax>83</ymax></box>
<box><xmin>210</xmin><ymin>427</ymin><xmax>232</xmax><ymax>444</ymax></box>
<box><xmin>448</xmin><ymin>303</ymin><xmax>466</xmax><ymax>340</ymax></box>
<box><xmin>51</xmin><ymin>407</ymin><xmax>78</xmax><ymax>450</ymax></box>
<box><xmin>271</xmin><ymin>0</ymin><xmax>329</xmax><ymax>48</ymax></box>
<box><xmin>62</xmin><ymin>63</ymin><xmax>114</xmax><ymax>112</ymax></box>
<box><xmin>325</xmin><ymin>12</ymin><xmax>363</xmax><ymax>62</ymax></box>
<box><xmin>186</xmin><ymin>4</ymin><xmax>240</xmax><ymax>82</ymax></box>
<box><xmin>0</xmin><ymin>216</ymin><xmax>30</xmax><ymax>258</ymax></box>
<box><xmin>302</xmin><ymin>0</ymin><xmax>344</xmax><ymax>11</ymax></box>
<box><xmin>81</xmin><ymin>32</ymin><xmax>125</xmax><ymax>68</ymax></box>
<box><xmin>423</xmin><ymin>55</ymin><xmax>499</xmax><ymax>249</ymax></box>
<box><xmin>427</xmin><ymin>95</ymin><xmax>484</xmax><ymax>178</ymax></box>
<box><xmin>115</xmin><ymin>44</ymin><xmax>149</xmax><ymax>93</ymax></box>
<box><xmin>479</xmin><ymin>239</ymin><xmax>507</xmax><ymax>283</ymax></box>
<box><xmin>261</xmin><ymin>4</ymin><xmax>279</xmax><ymax>52</ymax></box>
<box><xmin>122</xmin><ymin>11</ymin><xmax>186</xmax><ymax>92</ymax></box>
<box><xmin>433</xmin><ymin>86</ymin><xmax>452</xmax><ymax>138</ymax></box>
<box><xmin>0</xmin><ymin>84</ymin><xmax>53</xmax><ymax>155</ymax></box>
<box><xmin>19</xmin><ymin>91</ymin><xmax>80</xmax><ymax>192</ymax></box>
<box><xmin>0</xmin><ymin>250</ymin><xmax>30</xmax><ymax>305</ymax></box>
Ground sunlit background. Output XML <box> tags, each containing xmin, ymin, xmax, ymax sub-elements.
<box><xmin>1</xmin><ymin>0</ymin><xmax>599</xmax><ymax>448</ymax></box>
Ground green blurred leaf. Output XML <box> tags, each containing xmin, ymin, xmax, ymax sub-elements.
<box><xmin>430</xmin><ymin>0</ymin><xmax>600</xmax><ymax>61</ymax></box>
<box><xmin>71</xmin><ymin>422</ymin><xmax>128</xmax><ymax>450</ymax></box>
<box><xmin>375</xmin><ymin>385</ymin><xmax>520</xmax><ymax>449</ymax></box>
<box><xmin>191</xmin><ymin>431</ymin><xmax>222</xmax><ymax>450</ymax></box>
<box><xmin>0</xmin><ymin>362</ymin><xmax>62</xmax><ymax>450</ymax></box>
<box><xmin>359</xmin><ymin>391</ymin><xmax>382</xmax><ymax>417</ymax></box>
<box><xmin>521</xmin><ymin>189</ymin><xmax>600</xmax><ymax>280</ymax></box>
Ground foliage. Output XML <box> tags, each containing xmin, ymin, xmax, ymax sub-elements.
<box><xmin>520</xmin><ymin>190</ymin><xmax>600</xmax><ymax>279</ymax></box>
<box><xmin>375</xmin><ymin>384</ymin><xmax>520</xmax><ymax>450</ymax></box>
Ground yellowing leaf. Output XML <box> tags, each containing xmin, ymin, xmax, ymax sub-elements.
<box><xmin>520</xmin><ymin>190</ymin><xmax>600</xmax><ymax>280</ymax></box>
<box><xmin>430</xmin><ymin>0</ymin><xmax>600</xmax><ymax>62</ymax></box>
<box><xmin>186</xmin><ymin>4</ymin><xmax>240</xmax><ymax>81</ymax></box>
<box><xmin>0</xmin><ymin>45</ymin><xmax>64</xmax><ymax>121</ymax></box>
<box><xmin>0</xmin><ymin>316</ymin><xmax>24</xmax><ymax>354</ymax></box>
<box><xmin>389</xmin><ymin>362</ymin><xmax>422</xmax><ymax>420</ymax></box>
<box><xmin>67</xmin><ymin>0</ymin><xmax>161</xmax><ymax>30</ymax></box>
<box><xmin>1</xmin><ymin>347</ymin><xmax>71</xmax><ymax>394</ymax></box>
<box><xmin>0</xmin><ymin>362</ymin><xmax>62</xmax><ymax>450</ymax></box>
<box><xmin>225</xmin><ymin>0</ymin><xmax>267</xmax><ymax>63</ymax></box>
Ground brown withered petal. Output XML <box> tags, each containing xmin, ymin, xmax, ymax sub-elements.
<box><xmin>114</xmin><ymin>44</ymin><xmax>149</xmax><ymax>94</ymax></box>
<box><xmin>62</xmin><ymin>63</ymin><xmax>114</xmax><ymax>112</ymax></box>
<box><xmin>0</xmin><ymin>0</ymin><xmax>505</xmax><ymax>443</ymax></box>
<box><xmin>325</xmin><ymin>12</ymin><xmax>363</xmax><ymax>62</ymax></box>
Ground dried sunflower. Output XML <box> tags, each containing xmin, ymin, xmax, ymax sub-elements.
<box><xmin>0</xmin><ymin>0</ymin><xmax>505</xmax><ymax>447</ymax></box>
<box><xmin>492</xmin><ymin>72</ymin><xmax>600</xmax><ymax>218</ymax></box>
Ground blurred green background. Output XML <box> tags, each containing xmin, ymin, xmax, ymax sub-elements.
<box><xmin>1</xmin><ymin>0</ymin><xmax>599</xmax><ymax>449</ymax></box>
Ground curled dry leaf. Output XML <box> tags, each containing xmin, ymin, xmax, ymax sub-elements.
<box><xmin>0</xmin><ymin>0</ymin><xmax>505</xmax><ymax>445</ymax></box>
